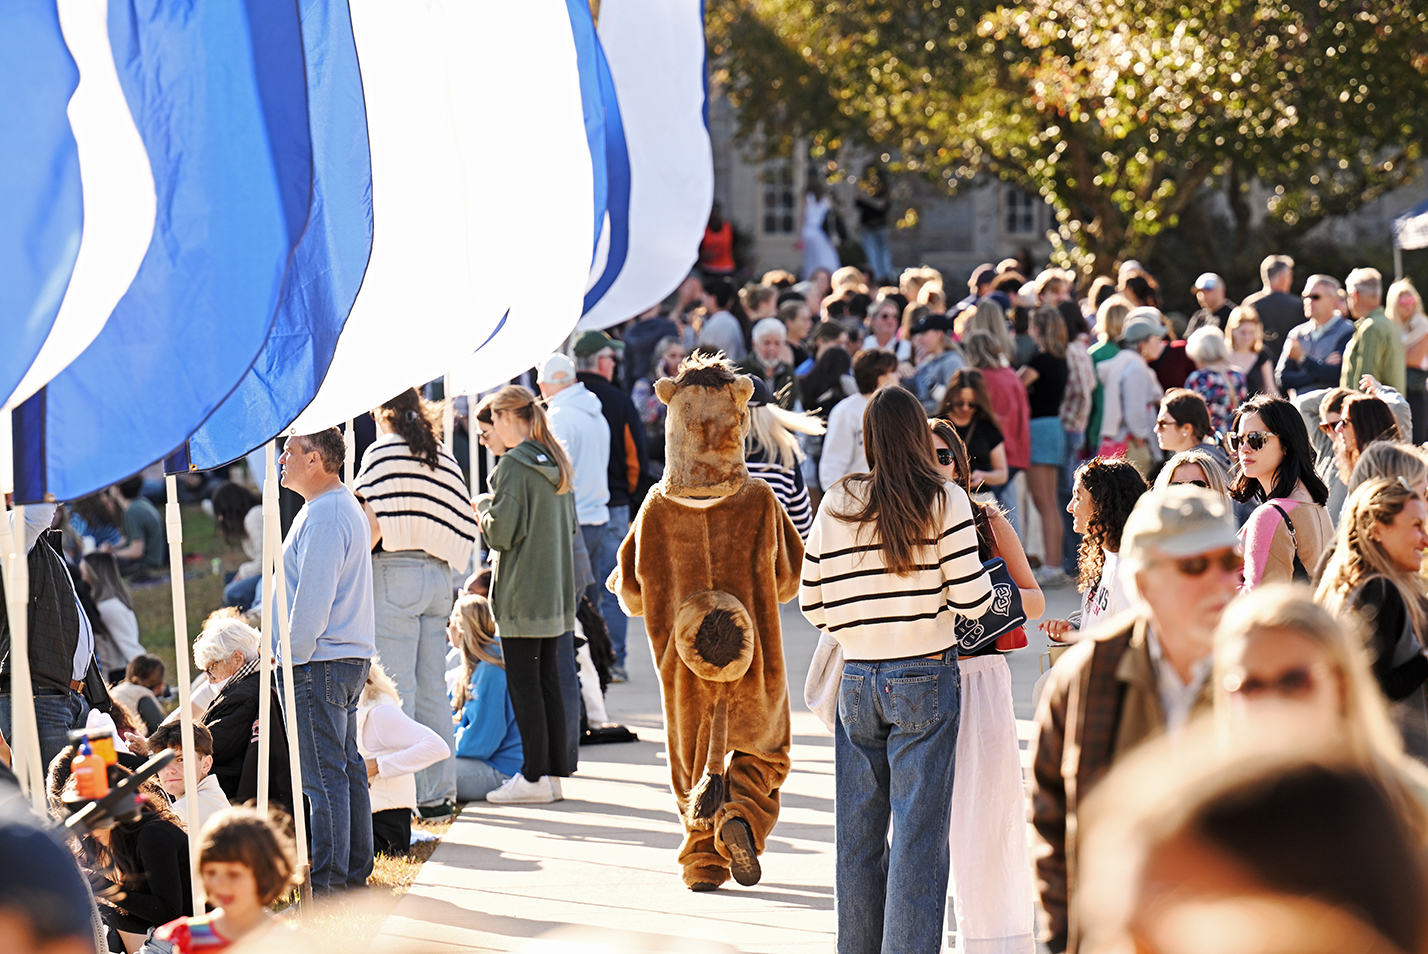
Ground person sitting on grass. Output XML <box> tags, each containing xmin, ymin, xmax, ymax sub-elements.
<box><xmin>150</xmin><ymin>721</ymin><xmax>232</xmax><ymax>832</ymax></box>
<box><xmin>153</xmin><ymin>808</ymin><xmax>299</xmax><ymax>952</ymax></box>
<box><xmin>358</xmin><ymin>660</ymin><xmax>451</xmax><ymax>856</ymax></box>
<box><xmin>109</xmin><ymin>654</ymin><xmax>166</xmax><ymax>734</ymax></box>
<box><xmin>449</xmin><ymin>594</ymin><xmax>522</xmax><ymax>802</ymax></box>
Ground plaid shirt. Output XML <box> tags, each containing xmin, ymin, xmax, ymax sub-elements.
<box><xmin>1060</xmin><ymin>338</ymin><xmax>1096</xmax><ymax>434</ymax></box>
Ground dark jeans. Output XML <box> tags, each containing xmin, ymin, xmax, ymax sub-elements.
<box><xmin>281</xmin><ymin>658</ymin><xmax>373</xmax><ymax>896</ymax></box>
<box><xmin>555</xmin><ymin>631</ymin><xmax>580</xmax><ymax>775</ymax></box>
<box><xmin>597</xmin><ymin>505</ymin><xmax>630</xmax><ymax>666</ymax></box>
<box><xmin>503</xmin><ymin>635</ymin><xmax>570</xmax><ymax>782</ymax></box>
<box><xmin>223</xmin><ymin>573</ymin><xmax>261</xmax><ymax>611</ymax></box>
<box><xmin>0</xmin><ymin>689</ymin><xmax>90</xmax><ymax>779</ymax></box>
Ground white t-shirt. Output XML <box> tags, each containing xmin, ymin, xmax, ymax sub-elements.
<box><xmin>1079</xmin><ymin>548</ymin><xmax>1133</xmax><ymax>633</ymax></box>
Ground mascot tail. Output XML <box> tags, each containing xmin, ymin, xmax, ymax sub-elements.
<box><xmin>672</xmin><ymin>591</ymin><xmax>756</xmax><ymax>831</ymax></box>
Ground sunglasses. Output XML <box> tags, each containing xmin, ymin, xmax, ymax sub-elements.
<box><xmin>1154</xmin><ymin>416</ymin><xmax>1179</xmax><ymax>430</ymax></box>
<box><xmin>935</xmin><ymin>449</ymin><xmax>954</xmax><ymax>466</ymax></box>
<box><xmin>1223</xmin><ymin>664</ymin><xmax>1328</xmax><ymax>699</ymax></box>
<box><xmin>1227</xmin><ymin>430</ymin><xmax>1275</xmax><ymax>452</ymax></box>
<box><xmin>1149</xmin><ymin>551</ymin><xmax>1243</xmax><ymax>577</ymax></box>
<box><xmin>949</xmin><ymin>401</ymin><xmax>974</xmax><ymax>411</ymax></box>
<box><xmin>1317</xmin><ymin>419</ymin><xmax>1339</xmax><ymax>435</ymax></box>
<box><xmin>1172</xmin><ymin>479</ymin><xmax>1210</xmax><ymax>489</ymax></box>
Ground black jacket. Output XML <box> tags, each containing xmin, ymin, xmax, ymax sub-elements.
<box><xmin>0</xmin><ymin>529</ymin><xmax>83</xmax><ymax>693</ymax></box>
<box><xmin>576</xmin><ymin>371</ymin><xmax>650</xmax><ymax>509</ymax></box>
<box><xmin>201</xmin><ymin>664</ymin><xmax>292</xmax><ymax>807</ymax></box>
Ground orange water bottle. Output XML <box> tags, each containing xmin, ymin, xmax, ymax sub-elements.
<box><xmin>72</xmin><ymin>739</ymin><xmax>109</xmax><ymax>799</ymax></box>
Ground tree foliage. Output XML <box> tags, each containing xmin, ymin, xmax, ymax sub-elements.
<box><xmin>708</xmin><ymin>0</ymin><xmax>1428</xmax><ymax>275</ymax></box>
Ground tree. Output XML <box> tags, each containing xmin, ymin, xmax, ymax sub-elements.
<box><xmin>708</xmin><ymin>0</ymin><xmax>1428</xmax><ymax>276</ymax></box>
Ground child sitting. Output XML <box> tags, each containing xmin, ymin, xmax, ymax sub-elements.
<box><xmin>150</xmin><ymin>721</ymin><xmax>231</xmax><ymax>832</ymax></box>
<box><xmin>449</xmin><ymin>595</ymin><xmax>522</xmax><ymax>801</ymax></box>
<box><xmin>152</xmin><ymin>808</ymin><xmax>298</xmax><ymax>951</ymax></box>
<box><xmin>358</xmin><ymin>660</ymin><xmax>451</xmax><ymax>855</ymax></box>
<box><xmin>111</xmin><ymin>654</ymin><xmax>166</xmax><ymax>733</ymax></box>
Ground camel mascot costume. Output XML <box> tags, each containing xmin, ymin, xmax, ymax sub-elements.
<box><xmin>609</xmin><ymin>354</ymin><xmax>803</xmax><ymax>891</ymax></box>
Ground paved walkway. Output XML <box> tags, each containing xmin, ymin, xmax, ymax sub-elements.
<box><xmin>373</xmin><ymin>588</ymin><xmax>1077</xmax><ymax>953</ymax></box>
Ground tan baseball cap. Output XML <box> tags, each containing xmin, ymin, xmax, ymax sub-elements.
<box><xmin>1121</xmin><ymin>485</ymin><xmax>1240</xmax><ymax>559</ymax></box>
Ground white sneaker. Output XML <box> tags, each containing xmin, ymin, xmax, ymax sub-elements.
<box><xmin>548</xmin><ymin>776</ymin><xmax>563</xmax><ymax>801</ymax></box>
<box><xmin>486</xmin><ymin>774</ymin><xmax>555</xmax><ymax>804</ymax></box>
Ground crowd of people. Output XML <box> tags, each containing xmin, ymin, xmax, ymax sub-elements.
<box><xmin>6</xmin><ymin>239</ymin><xmax>1428</xmax><ymax>954</ymax></box>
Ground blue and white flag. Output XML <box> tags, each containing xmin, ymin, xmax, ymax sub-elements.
<box><xmin>13</xmin><ymin>0</ymin><xmax>312</xmax><ymax>503</ymax></box>
<box><xmin>578</xmin><ymin>0</ymin><xmax>713</xmax><ymax>332</ymax></box>
<box><xmin>1394</xmin><ymin>197</ymin><xmax>1428</xmax><ymax>252</ymax></box>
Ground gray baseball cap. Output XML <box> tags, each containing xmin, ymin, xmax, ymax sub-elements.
<box><xmin>1120</xmin><ymin>307</ymin><xmax>1168</xmax><ymax>344</ymax></box>
<box><xmin>1121</xmin><ymin>485</ymin><xmax>1240</xmax><ymax>559</ymax></box>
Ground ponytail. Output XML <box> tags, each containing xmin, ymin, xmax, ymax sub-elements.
<box><xmin>487</xmin><ymin>385</ymin><xmax>575</xmax><ymax>495</ymax></box>
<box><xmin>376</xmin><ymin>387</ymin><xmax>442</xmax><ymax>469</ymax></box>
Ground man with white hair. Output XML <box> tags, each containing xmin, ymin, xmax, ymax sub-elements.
<box><xmin>1277</xmin><ymin>273</ymin><xmax>1353</xmax><ymax>395</ymax></box>
<box><xmin>734</xmin><ymin>318</ymin><xmax>796</xmax><ymax>409</ymax></box>
<box><xmin>1030</xmin><ymin>484</ymin><xmax>1241</xmax><ymax>953</ymax></box>
<box><xmin>1340</xmin><ymin>266</ymin><xmax>1405</xmax><ymax>392</ymax></box>
<box><xmin>538</xmin><ymin>352</ymin><xmax>611</xmax><ymax>557</ymax></box>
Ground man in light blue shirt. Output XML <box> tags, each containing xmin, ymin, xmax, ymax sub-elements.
<box><xmin>279</xmin><ymin>426</ymin><xmax>376</xmax><ymax>896</ymax></box>
<box><xmin>1276</xmin><ymin>274</ymin><xmax>1354</xmax><ymax>395</ymax></box>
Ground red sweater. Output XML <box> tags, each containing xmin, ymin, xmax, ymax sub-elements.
<box><xmin>983</xmin><ymin>366</ymin><xmax>1032</xmax><ymax>470</ymax></box>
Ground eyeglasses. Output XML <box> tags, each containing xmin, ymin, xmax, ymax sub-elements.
<box><xmin>1223</xmin><ymin>663</ymin><xmax>1330</xmax><ymax>698</ymax></box>
<box><xmin>1318</xmin><ymin>419</ymin><xmax>1340</xmax><ymax>435</ymax></box>
<box><xmin>935</xmin><ymin>449</ymin><xmax>954</xmax><ymax>466</ymax></box>
<box><xmin>1148</xmin><ymin>551</ymin><xmax>1243</xmax><ymax>577</ymax></box>
<box><xmin>1227</xmin><ymin>430</ymin><xmax>1276</xmax><ymax>452</ymax></box>
<box><xmin>1172</xmin><ymin>479</ymin><xmax>1210</xmax><ymax>489</ymax></box>
<box><xmin>1154</xmin><ymin>417</ymin><xmax>1178</xmax><ymax>430</ymax></box>
<box><xmin>1332</xmin><ymin>419</ymin><xmax>1352</xmax><ymax>435</ymax></box>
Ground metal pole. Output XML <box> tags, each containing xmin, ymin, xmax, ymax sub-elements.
<box><xmin>256</xmin><ymin>444</ymin><xmax>279</xmax><ymax>815</ymax></box>
<box><xmin>1</xmin><ymin>410</ymin><xmax>43</xmax><ymax>811</ymax></box>
<box><xmin>272</xmin><ymin>499</ymin><xmax>310</xmax><ymax>900</ymax></box>
<box><xmin>468</xmin><ymin>393</ymin><xmax>482</xmax><ymax>566</ymax></box>
<box><xmin>165</xmin><ymin>474</ymin><xmax>205</xmax><ymax>909</ymax></box>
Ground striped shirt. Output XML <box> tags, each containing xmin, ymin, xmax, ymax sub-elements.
<box><xmin>746</xmin><ymin>456</ymin><xmax>813</xmax><ymax>538</ymax></box>
<box><xmin>800</xmin><ymin>479</ymin><xmax>993</xmax><ymax>660</ymax></box>
<box><xmin>354</xmin><ymin>433</ymin><xmax>479</xmax><ymax>569</ymax></box>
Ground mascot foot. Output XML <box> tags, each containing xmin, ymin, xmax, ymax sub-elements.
<box><xmin>689</xmin><ymin>882</ymin><xmax>721</xmax><ymax>892</ymax></box>
<box><xmin>721</xmin><ymin>818</ymin><xmax>762</xmax><ymax>887</ymax></box>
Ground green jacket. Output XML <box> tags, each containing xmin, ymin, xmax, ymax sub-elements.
<box><xmin>1341</xmin><ymin>307</ymin><xmax>1406</xmax><ymax>393</ymax></box>
<box><xmin>475</xmin><ymin>439</ymin><xmax>576</xmax><ymax>638</ymax></box>
<box><xmin>1084</xmin><ymin>339</ymin><xmax>1121</xmax><ymax>454</ymax></box>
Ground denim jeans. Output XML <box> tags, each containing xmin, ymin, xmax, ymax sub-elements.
<box><xmin>581</xmin><ymin>522</ymin><xmax>610</xmax><ymax>612</ymax></box>
<box><xmin>556</xmin><ymin>631</ymin><xmax>580</xmax><ymax>774</ymax></box>
<box><xmin>597</xmin><ymin>504</ymin><xmax>630</xmax><ymax>667</ymax></box>
<box><xmin>990</xmin><ymin>476</ymin><xmax>1020</xmax><ymax>541</ymax></box>
<box><xmin>454</xmin><ymin>756</ymin><xmax>511</xmax><ymax>800</ymax></box>
<box><xmin>223</xmin><ymin>573</ymin><xmax>261</xmax><ymax>612</ymax></box>
<box><xmin>835</xmin><ymin>649</ymin><xmax>962</xmax><ymax>954</ymax></box>
<box><xmin>861</xmin><ymin>227</ymin><xmax>893</xmax><ymax>282</ymax></box>
<box><xmin>282</xmin><ymin>658</ymin><xmax>373</xmax><ymax>896</ymax></box>
<box><xmin>372</xmin><ymin>551</ymin><xmax>456</xmax><ymax>807</ymax></box>
<box><xmin>0</xmin><ymin>689</ymin><xmax>90</xmax><ymax>779</ymax></box>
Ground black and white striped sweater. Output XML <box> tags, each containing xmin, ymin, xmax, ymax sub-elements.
<box><xmin>354</xmin><ymin>433</ymin><xmax>478</xmax><ymax>569</ymax></box>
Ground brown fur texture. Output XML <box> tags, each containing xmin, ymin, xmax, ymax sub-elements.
<box><xmin>610</xmin><ymin>357</ymin><xmax>803</xmax><ymax>888</ymax></box>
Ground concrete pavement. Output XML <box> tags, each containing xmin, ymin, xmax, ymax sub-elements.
<box><xmin>372</xmin><ymin>586</ymin><xmax>1080</xmax><ymax>953</ymax></box>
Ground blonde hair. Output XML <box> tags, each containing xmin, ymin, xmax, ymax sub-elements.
<box><xmin>1213</xmin><ymin>583</ymin><xmax>1428</xmax><ymax>839</ymax></box>
<box><xmin>745</xmin><ymin>404</ymin><xmax>824</xmax><ymax>471</ymax></box>
<box><xmin>1316</xmin><ymin>478</ymin><xmax>1428</xmax><ymax>638</ymax></box>
<box><xmin>1385</xmin><ymin>278</ymin><xmax>1425</xmax><ymax>328</ymax></box>
<box><xmin>363</xmin><ymin>658</ymin><xmax>402</xmax><ymax>706</ymax></box>
<box><xmin>1348</xmin><ymin>442</ymin><xmax>1428</xmax><ymax>497</ymax></box>
<box><xmin>1153</xmin><ymin>448</ymin><xmax>1230</xmax><ymax>498</ymax></box>
<box><xmin>964</xmin><ymin>298</ymin><xmax>1016</xmax><ymax>360</ymax></box>
<box><xmin>451</xmin><ymin>594</ymin><xmax>501</xmax><ymax>710</ymax></box>
<box><xmin>1094</xmin><ymin>294</ymin><xmax>1132</xmax><ymax>342</ymax></box>
<box><xmin>1225</xmin><ymin>304</ymin><xmax>1264</xmax><ymax>354</ymax></box>
<box><xmin>487</xmin><ymin>385</ymin><xmax>574</xmax><ymax>495</ymax></box>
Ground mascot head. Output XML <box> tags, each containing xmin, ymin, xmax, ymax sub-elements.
<box><xmin>654</xmin><ymin>353</ymin><xmax>754</xmax><ymax>498</ymax></box>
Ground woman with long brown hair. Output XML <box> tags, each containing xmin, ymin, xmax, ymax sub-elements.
<box><xmin>1317</xmin><ymin>478</ymin><xmax>1428</xmax><ymax>760</ymax></box>
<box><xmin>801</xmin><ymin>386</ymin><xmax>993</xmax><ymax>954</ymax></box>
<box><xmin>474</xmin><ymin>385</ymin><xmax>577</xmax><ymax>804</ymax></box>
<box><xmin>353</xmin><ymin>387</ymin><xmax>477</xmax><ymax>819</ymax></box>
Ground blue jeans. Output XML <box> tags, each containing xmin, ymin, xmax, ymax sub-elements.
<box><xmin>861</xmin><ymin>227</ymin><xmax>893</xmax><ymax>282</ymax></box>
<box><xmin>282</xmin><ymin>658</ymin><xmax>373</xmax><ymax>896</ymax></box>
<box><xmin>372</xmin><ymin>551</ymin><xmax>456</xmax><ymax>807</ymax></box>
<box><xmin>0</xmin><ymin>689</ymin><xmax>90</xmax><ymax>779</ymax></box>
<box><xmin>596</xmin><ymin>505</ymin><xmax>630</xmax><ymax>667</ymax></box>
<box><xmin>223</xmin><ymin>573</ymin><xmax>261</xmax><ymax>612</ymax></box>
<box><xmin>454</xmin><ymin>757</ymin><xmax>511</xmax><ymax>800</ymax></box>
<box><xmin>835</xmin><ymin>649</ymin><xmax>962</xmax><ymax>954</ymax></box>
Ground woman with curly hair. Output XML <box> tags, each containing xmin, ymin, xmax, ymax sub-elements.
<box><xmin>1040</xmin><ymin>457</ymin><xmax>1148</xmax><ymax>642</ymax></box>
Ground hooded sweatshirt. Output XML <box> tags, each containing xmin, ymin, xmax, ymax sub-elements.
<box><xmin>545</xmin><ymin>383</ymin><xmax>611</xmax><ymax>526</ymax></box>
<box><xmin>475</xmin><ymin>440</ymin><xmax>577</xmax><ymax>638</ymax></box>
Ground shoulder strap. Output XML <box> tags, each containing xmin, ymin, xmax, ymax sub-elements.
<box><xmin>1267</xmin><ymin>502</ymin><xmax>1310</xmax><ymax>581</ymax></box>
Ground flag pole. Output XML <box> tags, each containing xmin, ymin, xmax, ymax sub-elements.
<box><xmin>271</xmin><ymin>478</ymin><xmax>310</xmax><ymax>903</ymax></box>
<box><xmin>0</xmin><ymin>412</ymin><xmax>43</xmax><ymax>812</ymax></box>
<box><xmin>443</xmin><ymin>375</ymin><xmax>455</xmax><ymax>450</ymax></box>
<box><xmin>165</xmin><ymin>474</ymin><xmax>205</xmax><ymax>909</ymax></box>
<box><xmin>256</xmin><ymin>443</ymin><xmax>278</xmax><ymax>815</ymax></box>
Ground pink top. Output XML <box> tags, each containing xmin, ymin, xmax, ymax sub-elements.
<box><xmin>982</xmin><ymin>366</ymin><xmax>1031</xmax><ymax>469</ymax></box>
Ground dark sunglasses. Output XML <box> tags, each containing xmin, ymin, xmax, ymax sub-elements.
<box><xmin>1318</xmin><ymin>420</ymin><xmax>1338</xmax><ymax>435</ymax></box>
<box><xmin>949</xmin><ymin>401</ymin><xmax>974</xmax><ymax>411</ymax></box>
<box><xmin>1172</xmin><ymin>479</ymin><xmax>1209</xmax><ymax>489</ymax></box>
<box><xmin>1224</xmin><ymin>664</ymin><xmax>1326</xmax><ymax>698</ymax></box>
<box><xmin>1153</xmin><ymin>416</ymin><xmax>1178</xmax><ymax>430</ymax></box>
<box><xmin>935</xmin><ymin>449</ymin><xmax>954</xmax><ymax>466</ymax></box>
<box><xmin>1151</xmin><ymin>551</ymin><xmax>1243</xmax><ymax>577</ymax></box>
<box><xmin>1227</xmin><ymin>430</ymin><xmax>1275</xmax><ymax>452</ymax></box>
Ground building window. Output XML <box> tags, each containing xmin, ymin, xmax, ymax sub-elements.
<box><xmin>762</xmin><ymin>163</ymin><xmax>796</xmax><ymax>234</ymax></box>
<box><xmin>1005</xmin><ymin>186</ymin><xmax>1038</xmax><ymax>235</ymax></box>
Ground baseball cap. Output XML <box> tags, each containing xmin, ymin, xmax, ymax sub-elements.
<box><xmin>571</xmin><ymin>330</ymin><xmax>625</xmax><ymax>358</ymax></box>
<box><xmin>909</xmin><ymin>313</ymin><xmax>952</xmax><ymax>336</ymax></box>
<box><xmin>1120</xmin><ymin>307</ymin><xmax>1168</xmax><ymax>344</ymax></box>
<box><xmin>1194</xmin><ymin>273</ymin><xmax>1224</xmax><ymax>292</ymax></box>
<box><xmin>1121</xmin><ymin>485</ymin><xmax>1240</xmax><ymax>559</ymax></box>
<box><xmin>971</xmin><ymin>264</ymin><xmax>997</xmax><ymax>287</ymax></box>
<box><xmin>537</xmin><ymin>353</ymin><xmax>576</xmax><ymax>385</ymax></box>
